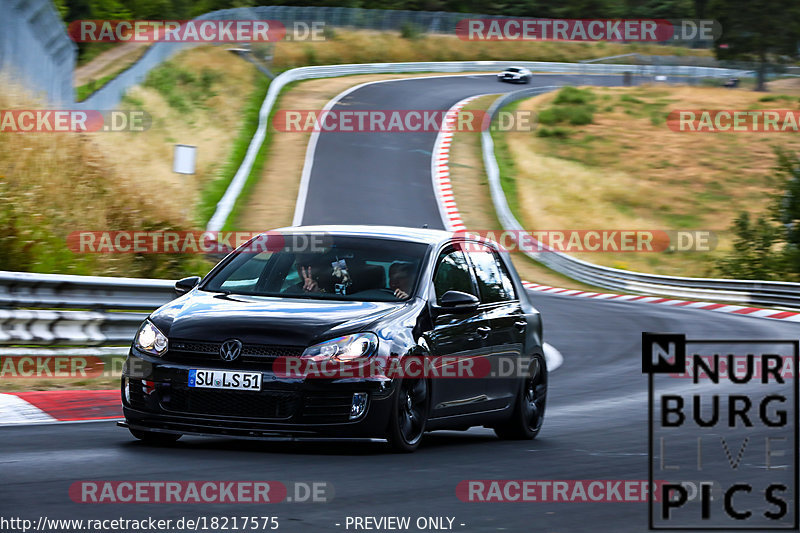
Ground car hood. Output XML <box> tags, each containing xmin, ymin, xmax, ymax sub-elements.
<box><xmin>150</xmin><ymin>290</ymin><xmax>403</xmax><ymax>347</ymax></box>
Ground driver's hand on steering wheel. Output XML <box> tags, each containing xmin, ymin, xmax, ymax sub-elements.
<box><xmin>393</xmin><ymin>288</ymin><xmax>409</xmax><ymax>299</ymax></box>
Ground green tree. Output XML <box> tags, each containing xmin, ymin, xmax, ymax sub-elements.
<box><xmin>717</xmin><ymin>212</ymin><xmax>781</xmax><ymax>280</ymax></box>
<box><xmin>773</xmin><ymin>150</ymin><xmax>800</xmax><ymax>275</ymax></box>
<box><xmin>708</xmin><ymin>0</ymin><xmax>800</xmax><ymax>91</ymax></box>
<box><xmin>717</xmin><ymin>150</ymin><xmax>800</xmax><ymax>281</ymax></box>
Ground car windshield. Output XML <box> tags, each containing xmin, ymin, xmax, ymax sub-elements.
<box><xmin>506</xmin><ymin>67</ymin><xmax>520</xmax><ymax>72</ymax></box>
<box><xmin>202</xmin><ymin>233</ymin><xmax>429</xmax><ymax>302</ymax></box>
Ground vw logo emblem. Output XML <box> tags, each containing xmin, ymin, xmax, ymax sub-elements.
<box><xmin>220</xmin><ymin>339</ymin><xmax>242</xmax><ymax>362</ymax></box>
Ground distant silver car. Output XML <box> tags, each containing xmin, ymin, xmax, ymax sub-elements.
<box><xmin>497</xmin><ymin>67</ymin><xmax>532</xmax><ymax>84</ymax></box>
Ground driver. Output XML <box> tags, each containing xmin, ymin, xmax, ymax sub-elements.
<box><xmin>285</xmin><ymin>255</ymin><xmax>330</xmax><ymax>294</ymax></box>
<box><xmin>389</xmin><ymin>262</ymin><xmax>414</xmax><ymax>299</ymax></box>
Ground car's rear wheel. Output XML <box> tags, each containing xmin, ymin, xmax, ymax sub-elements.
<box><xmin>493</xmin><ymin>353</ymin><xmax>547</xmax><ymax>440</ymax></box>
<box><xmin>130</xmin><ymin>428</ymin><xmax>182</xmax><ymax>444</ymax></box>
<box><xmin>387</xmin><ymin>377</ymin><xmax>428</xmax><ymax>452</ymax></box>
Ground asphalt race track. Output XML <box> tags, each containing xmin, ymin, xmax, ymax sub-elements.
<box><xmin>299</xmin><ymin>74</ymin><xmax>636</xmax><ymax>228</ymax></box>
<box><xmin>2</xmin><ymin>74</ymin><xmax>798</xmax><ymax>532</ymax></box>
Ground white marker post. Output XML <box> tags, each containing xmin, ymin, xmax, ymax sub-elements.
<box><xmin>173</xmin><ymin>144</ymin><xmax>197</xmax><ymax>220</ymax></box>
<box><xmin>173</xmin><ymin>144</ymin><xmax>196</xmax><ymax>175</ymax></box>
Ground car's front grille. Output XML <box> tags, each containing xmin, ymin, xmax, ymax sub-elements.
<box><xmin>164</xmin><ymin>386</ymin><xmax>298</xmax><ymax>419</ymax></box>
<box><xmin>156</xmin><ymin>385</ymin><xmax>359</xmax><ymax>423</ymax></box>
<box><xmin>170</xmin><ymin>341</ymin><xmax>218</xmax><ymax>354</ymax></box>
<box><xmin>165</xmin><ymin>340</ymin><xmax>304</xmax><ymax>367</ymax></box>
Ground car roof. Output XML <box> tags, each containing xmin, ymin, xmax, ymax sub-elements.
<box><xmin>269</xmin><ymin>225</ymin><xmax>454</xmax><ymax>246</ymax></box>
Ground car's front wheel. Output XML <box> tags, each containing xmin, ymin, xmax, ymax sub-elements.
<box><xmin>129</xmin><ymin>428</ymin><xmax>182</xmax><ymax>444</ymax></box>
<box><xmin>493</xmin><ymin>353</ymin><xmax>547</xmax><ymax>440</ymax></box>
<box><xmin>386</xmin><ymin>377</ymin><xmax>429</xmax><ymax>452</ymax></box>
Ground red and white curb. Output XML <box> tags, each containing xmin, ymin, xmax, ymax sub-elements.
<box><xmin>522</xmin><ymin>282</ymin><xmax>800</xmax><ymax>322</ymax></box>
<box><xmin>0</xmin><ymin>390</ymin><xmax>120</xmax><ymax>426</ymax></box>
<box><xmin>432</xmin><ymin>94</ymin><xmax>490</xmax><ymax>232</ymax></box>
<box><xmin>431</xmin><ymin>95</ymin><xmax>565</xmax><ymax>372</ymax></box>
<box><xmin>431</xmin><ymin>97</ymin><xmax>800</xmax><ymax>324</ymax></box>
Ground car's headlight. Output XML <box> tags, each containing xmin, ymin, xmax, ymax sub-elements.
<box><xmin>301</xmin><ymin>333</ymin><xmax>378</xmax><ymax>362</ymax></box>
<box><xmin>134</xmin><ymin>320</ymin><xmax>168</xmax><ymax>356</ymax></box>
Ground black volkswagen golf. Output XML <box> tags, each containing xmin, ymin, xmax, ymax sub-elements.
<box><xmin>120</xmin><ymin>226</ymin><xmax>547</xmax><ymax>452</ymax></box>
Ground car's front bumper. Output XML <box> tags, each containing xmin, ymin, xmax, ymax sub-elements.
<box><xmin>121</xmin><ymin>351</ymin><xmax>396</xmax><ymax>440</ymax></box>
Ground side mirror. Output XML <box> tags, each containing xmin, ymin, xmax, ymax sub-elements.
<box><xmin>174</xmin><ymin>276</ymin><xmax>201</xmax><ymax>297</ymax></box>
<box><xmin>433</xmin><ymin>290</ymin><xmax>480</xmax><ymax>314</ymax></box>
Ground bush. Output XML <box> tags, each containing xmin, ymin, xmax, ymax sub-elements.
<box><xmin>619</xmin><ymin>94</ymin><xmax>644</xmax><ymax>104</ymax></box>
<box><xmin>716</xmin><ymin>212</ymin><xmax>782</xmax><ymax>280</ymax></box>
<box><xmin>538</xmin><ymin>104</ymin><xmax>594</xmax><ymax>126</ymax></box>
<box><xmin>716</xmin><ymin>149</ymin><xmax>800</xmax><ymax>281</ymax></box>
<box><xmin>564</xmin><ymin>105</ymin><xmax>594</xmax><ymax>125</ymax></box>
<box><xmin>304</xmin><ymin>46</ymin><xmax>318</xmax><ymax>65</ymax></box>
<box><xmin>400</xmin><ymin>22</ymin><xmax>423</xmax><ymax>40</ymax></box>
<box><xmin>323</xmin><ymin>25</ymin><xmax>338</xmax><ymax>40</ymax></box>
<box><xmin>553</xmin><ymin>86</ymin><xmax>595</xmax><ymax>105</ymax></box>
<box><xmin>537</xmin><ymin>87</ymin><xmax>596</xmax><ymax>128</ymax></box>
<box><xmin>650</xmin><ymin>111</ymin><xmax>666</xmax><ymax>126</ymax></box>
<box><xmin>536</xmin><ymin>126</ymin><xmax>571</xmax><ymax>138</ymax></box>
<box><xmin>537</xmin><ymin>106</ymin><xmax>566</xmax><ymax>125</ymax></box>
<box><xmin>758</xmin><ymin>94</ymin><xmax>793</xmax><ymax>103</ymax></box>
<box><xmin>143</xmin><ymin>62</ymin><xmax>221</xmax><ymax>112</ymax></box>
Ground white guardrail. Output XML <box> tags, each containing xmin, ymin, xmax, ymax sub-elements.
<box><xmin>0</xmin><ymin>271</ymin><xmax>173</xmax><ymax>348</ymax></box>
<box><xmin>3</xmin><ymin>61</ymin><xmax>797</xmax><ymax>349</ymax></box>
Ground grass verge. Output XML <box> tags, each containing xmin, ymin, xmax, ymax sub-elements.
<box><xmin>196</xmin><ymin>74</ymin><xmax>272</xmax><ymax>227</ymax></box>
<box><xmin>493</xmin><ymin>84</ymin><xmax>800</xmax><ymax>277</ymax></box>
<box><xmin>450</xmin><ymin>95</ymin><xmax>602</xmax><ymax>291</ymax></box>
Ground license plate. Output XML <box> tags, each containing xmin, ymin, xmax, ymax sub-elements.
<box><xmin>188</xmin><ymin>369</ymin><xmax>262</xmax><ymax>391</ymax></box>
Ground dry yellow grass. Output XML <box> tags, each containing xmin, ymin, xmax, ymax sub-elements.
<box><xmin>89</xmin><ymin>46</ymin><xmax>259</xmax><ymax>226</ymax></box>
<box><xmin>0</xmin><ymin>77</ymin><xmax>176</xmax><ymax>275</ymax></box>
<box><xmin>0</xmin><ymin>46</ymin><xmax>262</xmax><ymax>276</ymax></box>
<box><xmin>766</xmin><ymin>77</ymin><xmax>800</xmax><ymax>96</ymax></box>
<box><xmin>272</xmin><ymin>30</ymin><xmax>709</xmax><ymax>69</ymax></box>
<box><xmin>502</xmin><ymin>85</ymin><xmax>800</xmax><ymax>277</ymax></box>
